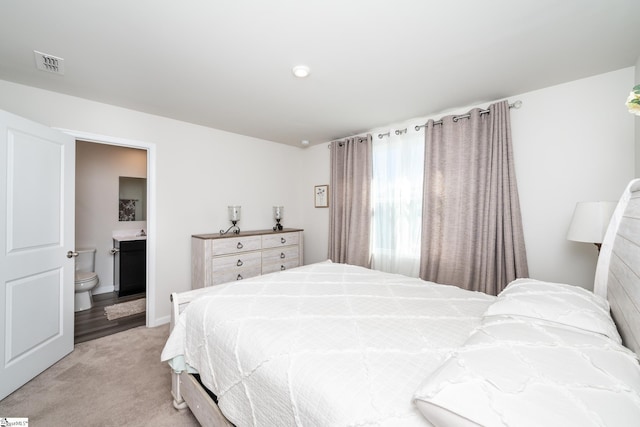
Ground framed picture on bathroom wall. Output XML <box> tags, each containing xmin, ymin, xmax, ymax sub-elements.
<box><xmin>314</xmin><ymin>185</ymin><xmax>329</xmax><ymax>208</ymax></box>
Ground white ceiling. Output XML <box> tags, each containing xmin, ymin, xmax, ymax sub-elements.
<box><xmin>1</xmin><ymin>0</ymin><xmax>639</xmax><ymax>147</ymax></box>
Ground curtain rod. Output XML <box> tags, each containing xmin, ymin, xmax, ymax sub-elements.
<box><xmin>412</xmin><ymin>100</ymin><xmax>521</xmax><ymax>132</ymax></box>
<box><xmin>376</xmin><ymin>100</ymin><xmax>522</xmax><ymax>139</ymax></box>
<box><xmin>331</xmin><ymin>135</ymin><xmax>370</xmax><ymax>147</ymax></box>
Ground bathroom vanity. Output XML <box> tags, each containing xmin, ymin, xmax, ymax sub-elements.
<box><xmin>113</xmin><ymin>233</ymin><xmax>146</xmax><ymax>297</ymax></box>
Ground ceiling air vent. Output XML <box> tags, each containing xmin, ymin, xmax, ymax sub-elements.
<box><xmin>34</xmin><ymin>50</ymin><xmax>65</xmax><ymax>75</ymax></box>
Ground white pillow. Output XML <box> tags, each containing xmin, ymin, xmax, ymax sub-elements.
<box><xmin>483</xmin><ymin>278</ymin><xmax>621</xmax><ymax>343</ymax></box>
<box><xmin>414</xmin><ymin>317</ymin><xmax>640</xmax><ymax>427</ymax></box>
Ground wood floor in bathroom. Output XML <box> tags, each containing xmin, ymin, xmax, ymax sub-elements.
<box><xmin>74</xmin><ymin>292</ymin><xmax>146</xmax><ymax>344</ymax></box>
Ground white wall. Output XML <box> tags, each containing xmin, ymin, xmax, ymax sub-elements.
<box><xmin>75</xmin><ymin>141</ymin><xmax>147</xmax><ymax>294</ymax></box>
<box><xmin>512</xmin><ymin>68</ymin><xmax>634</xmax><ymax>288</ymax></box>
<box><xmin>298</xmin><ymin>67</ymin><xmax>636</xmax><ymax>291</ymax></box>
<box><xmin>0</xmin><ymin>79</ymin><xmax>304</xmax><ymax>326</ymax></box>
<box><xmin>298</xmin><ymin>142</ymin><xmax>331</xmax><ymax>264</ymax></box>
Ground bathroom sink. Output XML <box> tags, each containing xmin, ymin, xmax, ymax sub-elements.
<box><xmin>113</xmin><ymin>235</ymin><xmax>146</xmax><ymax>242</ymax></box>
<box><xmin>112</xmin><ymin>230</ymin><xmax>147</xmax><ymax>242</ymax></box>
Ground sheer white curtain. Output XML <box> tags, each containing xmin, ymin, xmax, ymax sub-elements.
<box><xmin>371</xmin><ymin>127</ymin><xmax>424</xmax><ymax>277</ymax></box>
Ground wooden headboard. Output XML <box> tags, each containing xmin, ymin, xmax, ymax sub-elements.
<box><xmin>606</xmin><ymin>179</ymin><xmax>640</xmax><ymax>354</ymax></box>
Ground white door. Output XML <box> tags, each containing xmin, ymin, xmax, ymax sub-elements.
<box><xmin>0</xmin><ymin>110</ymin><xmax>75</xmax><ymax>400</ymax></box>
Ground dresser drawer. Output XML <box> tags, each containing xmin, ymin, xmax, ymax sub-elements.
<box><xmin>212</xmin><ymin>235</ymin><xmax>261</xmax><ymax>255</ymax></box>
<box><xmin>262</xmin><ymin>259</ymin><xmax>300</xmax><ymax>274</ymax></box>
<box><xmin>262</xmin><ymin>232</ymin><xmax>299</xmax><ymax>249</ymax></box>
<box><xmin>211</xmin><ymin>266</ymin><xmax>262</xmax><ymax>285</ymax></box>
<box><xmin>262</xmin><ymin>246</ymin><xmax>299</xmax><ymax>266</ymax></box>
<box><xmin>212</xmin><ymin>251</ymin><xmax>261</xmax><ymax>273</ymax></box>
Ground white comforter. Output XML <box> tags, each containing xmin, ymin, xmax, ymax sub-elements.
<box><xmin>161</xmin><ymin>261</ymin><xmax>495</xmax><ymax>426</ymax></box>
<box><xmin>414</xmin><ymin>315</ymin><xmax>640</xmax><ymax>427</ymax></box>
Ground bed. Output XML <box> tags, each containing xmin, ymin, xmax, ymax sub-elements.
<box><xmin>161</xmin><ymin>179</ymin><xmax>640</xmax><ymax>427</ymax></box>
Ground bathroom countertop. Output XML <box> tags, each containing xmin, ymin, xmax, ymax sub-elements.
<box><xmin>112</xmin><ymin>230</ymin><xmax>147</xmax><ymax>242</ymax></box>
<box><xmin>113</xmin><ymin>235</ymin><xmax>146</xmax><ymax>242</ymax></box>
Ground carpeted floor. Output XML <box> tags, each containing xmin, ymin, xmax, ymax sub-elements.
<box><xmin>0</xmin><ymin>324</ymin><xmax>199</xmax><ymax>426</ymax></box>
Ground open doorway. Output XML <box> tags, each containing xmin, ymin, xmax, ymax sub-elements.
<box><xmin>64</xmin><ymin>130</ymin><xmax>156</xmax><ymax>342</ymax></box>
<box><xmin>74</xmin><ymin>141</ymin><xmax>148</xmax><ymax>343</ymax></box>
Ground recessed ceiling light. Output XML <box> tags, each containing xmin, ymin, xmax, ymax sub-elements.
<box><xmin>292</xmin><ymin>65</ymin><xmax>310</xmax><ymax>78</ymax></box>
<box><xmin>301</xmin><ymin>140</ymin><xmax>310</xmax><ymax>146</ymax></box>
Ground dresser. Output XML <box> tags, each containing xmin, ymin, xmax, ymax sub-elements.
<box><xmin>191</xmin><ymin>228</ymin><xmax>304</xmax><ymax>289</ymax></box>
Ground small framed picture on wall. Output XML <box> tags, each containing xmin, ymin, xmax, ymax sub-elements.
<box><xmin>314</xmin><ymin>185</ymin><xmax>329</xmax><ymax>208</ymax></box>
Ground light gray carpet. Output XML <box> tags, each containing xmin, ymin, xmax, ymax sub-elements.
<box><xmin>0</xmin><ymin>324</ymin><xmax>199</xmax><ymax>427</ymax></box>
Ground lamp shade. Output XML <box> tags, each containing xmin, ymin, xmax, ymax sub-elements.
<box><xmin>228</xmin><ymin>205</ymin><xmax>241</xmax><ymax>221</ymax></box>
<box><xmin>273</xmin><ymin>206</ymin><xmax>283</xmax><ymax>220</ymax></box>
<box><xmin>566</xmin><ymin>201</ymin><xmax>617</xmax><ymax>244</ymax></box>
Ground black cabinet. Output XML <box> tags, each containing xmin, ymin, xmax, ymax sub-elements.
<box><xmin>115</xmin><ymin>239</ymin><xmax>146</xmax><ymax>297</ymax></box>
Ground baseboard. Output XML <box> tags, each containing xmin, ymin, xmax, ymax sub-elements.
<box><xmin>93</xmin><ymin>284</ymin><xmax>115</xmax><ymax>295</ymax></box>
<box><xmin>151</xmin><ymin>314</ymin><xmax>170</xmax><ymax>327</ymax></box>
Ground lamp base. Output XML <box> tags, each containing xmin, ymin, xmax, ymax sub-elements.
<box><xmin>273</xmin><ymin>219</ymin><xmax>283</xmax><ymax>231</ymax></box>
<box><xmin>220</xmin><ymin>221</ymin><xmax>240</xmax><ymax>235</ymax></box>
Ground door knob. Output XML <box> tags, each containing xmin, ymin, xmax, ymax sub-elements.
<box><xmin>66</xmin><ymin>250</ymin><xmax>78</xmax><ymax>258</ymax></box>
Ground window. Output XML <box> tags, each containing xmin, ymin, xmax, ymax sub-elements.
<box><xmin>371</xmin><ymin>129</ymin><xmax>424</xmax><ymax>277</ymax></box>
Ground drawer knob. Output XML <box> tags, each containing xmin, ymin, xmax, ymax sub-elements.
<box><xmin>237</xmin><ymin>274</ymin><xmax>243</xmax><ymax>280</ymax></box>
<box><xmin>237</xmin><ymin>259</ymin><xmax>243</xmax><ymax>267</ymax></box>
<box><xmin>237</xmin><ymin>242</ymin><xmax>244</xmax><ymax>249</ymax></box>
<box><xmin>280</xmin><ymin>237</ymin><xmax>286</xmax><ymax>244</ymax></box>
<box><xmin>280</xmin><ymin>252</ymin><xmax>286</xmax><ymax>259</ymax></box>
<box><xmin>280</xmin><ymin>265</ymin><xmax>286</xmax><ymax>271</ymax></box>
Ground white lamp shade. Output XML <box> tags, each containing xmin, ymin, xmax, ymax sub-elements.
<box><xmin>273</xmin><ymin>206</ymin><xmax>284</xmax><ymax>219</ymax></box>
<box><xmin>228</xmin><ymin>205</ymin><xmax>241</xmax><ymax>221</ymax></box>
<box><xmin>567</xmin><ymin>201</ymin><xmax>617</xmax><ymax>244</ymax></box>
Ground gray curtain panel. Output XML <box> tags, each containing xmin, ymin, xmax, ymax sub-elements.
<box><xmin>328</xmin><ymin>135</ymin><xmax>373</xmax><ymax>267</ymax></box>
<box><xmin>419</xmin><ymin>100</ymin><xmax>528</xmax><ymax>295</ymax></box>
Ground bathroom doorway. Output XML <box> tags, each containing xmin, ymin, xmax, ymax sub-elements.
<box><xmin>72</xmin><ymin>135</ymin><xmax>155</xmax><ymax>343</ymax></box>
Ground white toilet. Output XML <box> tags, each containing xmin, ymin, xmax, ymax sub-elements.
<box><xmin>74</xmin><ymin>248</ymin><xmax>100</xmax><ymax>312</ymax></box>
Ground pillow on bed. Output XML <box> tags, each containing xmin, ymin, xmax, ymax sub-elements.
<box><xmin>413</xmin><ymin>316</ymin><xmax>640</xmax><ymax>427</ymax></box>
<box><xmin>483</xmin><ymin>278</ymin><xmax>621</xmax><ymax>343</ymax></box>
